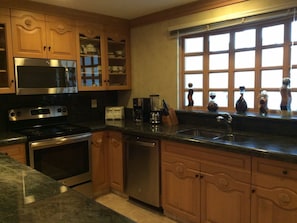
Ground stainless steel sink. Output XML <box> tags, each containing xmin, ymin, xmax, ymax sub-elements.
<box><xmin>176</xmin><ymin>128</ymin><xmax>223</xmax><ymax>139</ymax></box>
<box><xmin>213</xmin><ymin>134</ymin><xmax>251</xmax><ymax>142</ymax></box>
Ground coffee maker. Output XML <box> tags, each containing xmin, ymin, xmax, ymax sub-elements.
<box><xmin>133</xmin><ymin>98</ymin><xmax>151</xmax><ymax>122</ymax></box>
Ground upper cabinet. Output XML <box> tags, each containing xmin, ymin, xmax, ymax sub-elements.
<box><xmin>77</xmin><ymin>23</ymin><xmax>131</xmax><ymax>91</ymax></box>
<box><xmin>0</xmin><ymin>9</ymin><xmax>15</xmax><ymax>93</ymax></box>
<box><xmin>76</xmin><ymin>22</ymin><xmax>105</xmax><ymax>90</ymax></box>
<box><xmin>105</xmin><ymin>30</ymin><xmax>131</xmax><ymax>90</ymax></box>
<box><xmin>11</xmin><ymin>9</ymin><xmax>76</xmax><ymax>60</ymax></box>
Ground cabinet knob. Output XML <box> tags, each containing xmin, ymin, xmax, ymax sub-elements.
<box><xmin>48</xmin><ymin>46</ymin><xmax>51</xmax><ymax>51</ymax></box>
<box><xmin>282</xmin><ymin>170</ymin><xmax>288</xmax><ymax>175</ymax></box>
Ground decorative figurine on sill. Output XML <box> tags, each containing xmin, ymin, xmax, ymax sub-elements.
<box><xmin>280</xmin><ymin>77</ymin><xmax>291</xmax><ymax>117</ymax></box>
<box><xmin>259</xmin><ymin>90</ymin><xmax>268</xmax><ymax>116</ymax></box>
<box><xmin>236</xmin><ymin>86</ymin><xmax>248</xmax><ymax>114</ymax></box>
<box><xmin>207</xmin><ymin>92</ymin><xmax>218</xmax><ymax>112</ymax></box>
<box><xmin>187</xmin><ymin>83</ymin><xmax>194</xmax><ymax>107</ymax></box>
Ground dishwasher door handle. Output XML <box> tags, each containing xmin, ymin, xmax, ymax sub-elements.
<box><xmin>126</xmin><ymin>140</ymin><xmax>157</xmax><ymax>148</ymax></box>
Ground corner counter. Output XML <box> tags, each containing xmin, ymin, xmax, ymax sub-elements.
<box><xmin>0</xmin><ymin>153</ymin><xmax>135</xmax><ymax>223</ymax></box>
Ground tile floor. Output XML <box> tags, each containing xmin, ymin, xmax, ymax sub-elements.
<box><xmin>96</xmin><ymin>193</ymin><xmax>177</xmax><ymax>223</ymax></box>
<box><xmin>73</xmin><ymin>182</ymin><xmax>177</xmax><ymax>223</ymax></box>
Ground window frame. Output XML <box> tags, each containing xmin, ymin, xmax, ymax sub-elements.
<box><xmin>179</xmin><ymin>17</ymin><xmax>296</xmax><ymax>114</ymax></box>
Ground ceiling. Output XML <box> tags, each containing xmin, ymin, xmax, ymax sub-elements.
<box><xmin>29</xmin><ymin>0</ymin><xmax>197</xmax><ymax>20</ymax></box>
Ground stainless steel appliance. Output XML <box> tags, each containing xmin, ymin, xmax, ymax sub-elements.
<box><xmin>8</xmin><ymin>106</ymin><xmax>91</xmax><ymax>187</ymax></box>
<box><xmin>149</xmin><ymin>94</ymin><xmax>162</xmax><ymax>124</ymax></box>
<box><xmin>124</xmin><ymin>134</ymin><xmax>160</xmax><ymax>208</ymax></box>
<box><xmin>133</xmin><ymin>98</ymin><xmax>150</xmax><ymax>122</ymax></box>
<box><xmin>14</xmin><ymin>57</ymin><xmax>77</xmax><ymax>95</ymax></box>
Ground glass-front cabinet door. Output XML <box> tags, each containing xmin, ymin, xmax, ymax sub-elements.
<box><xmin>0</xmin><ymin>11</ymin><xmax>15</xmax><ymax>94</ymax></box>
<box><xmin>77</xmin><ymin>23</ymin><xmax>104</xmax><ymax>91</ymax></box>
<box><xmin>106</xmin><ymin>32</ymin><xmax>130</xmax><ymax>90</ymax></box>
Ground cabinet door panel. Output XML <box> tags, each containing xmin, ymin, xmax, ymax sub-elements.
<box><xmin>200</xmin><ymin>165</ymin><xmax>251</xmax><ymax>223</ymax></box>
<box><xmin>252</xmin><ymin>186</ymin><xmax>297</xmax><ymax>223</ymax></box>
<box><xmin>46</xmin><ymin>20</ymin><xmax>76</xmax><ymax>60</ymax></box>
<box><xmin>162</xmin><ymin>156</ymin><xmax>200</xmax><ymax>223</ymax></box>
<box><xmin>11</xmin><ymin>10</ymin><xmax>47</xmax><ymax>58</ymax></box>
<box><xmin>108</xmin><ymin>131</ymin><xmax>123</xmax><ymax>192</ymax></box>
<box><xmin>92</xmin><ymin>131</ymin><xmax>109</xmax><ymax>197</ymax></box>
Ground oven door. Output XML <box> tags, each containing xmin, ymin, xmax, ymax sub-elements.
<box><xmin>28</xmin><ymin>133</ymin><xmax>91</xmax><ymax>187</ymax></box>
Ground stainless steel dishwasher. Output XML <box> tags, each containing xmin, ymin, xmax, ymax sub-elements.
<box><xmin>124</xmin><ymin>134</ymin><xmax>160</xmax><ymax>208</ymax></box>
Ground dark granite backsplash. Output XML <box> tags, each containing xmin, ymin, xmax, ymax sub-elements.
<box><xmin>0</xmin><ymin>91</ymin><xmax>118</xmax><ymax>131</ymax></box>
<box><xmin>176</xmin><ymin>110</ymin><xmax>297</xmax><ymax>138</ymax></box>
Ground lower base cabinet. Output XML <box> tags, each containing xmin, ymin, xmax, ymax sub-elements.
<box><xmin>0</xmin><ymin>143</ymin><xmax>26</xmax><ymax>164</ymax></box>
<box><xmin>162</xmin><ymin>153</ymin><xmax>201</xmax><ymax>223</ymax></box>
<box><xmin>92</xmin><ymin>131</ymin><xmax>109</xmax><ymax>197</ymax></box>
<box><xmin>251</xmin><ymin>157</ymin><xmax>297</xmax><ymax>223</ymax></box>
<box><xmin>161</xmin><ymin>140</ymin><xmax>251</xmax><ymax>223</ymax></box>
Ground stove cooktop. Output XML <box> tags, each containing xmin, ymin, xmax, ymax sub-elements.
<box><xmin>17</xmin><ymin>124</ymin><xmax>90</xmax><ymax>141</ymax></box>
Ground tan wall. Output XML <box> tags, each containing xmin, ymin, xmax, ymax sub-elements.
<box><xmin>123</xmin><ymin>0</ymin><xmax>297</xmax><ymax>109</ymax></box>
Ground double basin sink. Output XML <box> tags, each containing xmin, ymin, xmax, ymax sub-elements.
<box><xmin>176</xmin><ymin>128</ymin><xmax>251</xmax><ymax>143</ymax></box>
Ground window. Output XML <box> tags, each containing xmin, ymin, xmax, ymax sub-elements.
<box><xmin>180</xmin><ymin>17</ymin><xmax>297</xmax><ymax>114</ymax></box>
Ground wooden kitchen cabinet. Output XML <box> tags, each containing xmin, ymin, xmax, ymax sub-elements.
<box><xmin>104</xmin><ymin>29</ymin><xmax>131</xmax><ymax>90</ymax></box>
<box><xmin>0</xmin><ymin>9</ymin><xmax>15</xmax><ymax>93</ymax></box>
<box><xmin>91</xmin><ymin>131</ymin><xmax>109</xmax><ymax>197</ymax></box>
<box><xmin>0</xmin><ymin>143</ymin><xmax>26</xmax><ymax>164</ymax></box>
<box><xmin>108</xmin><ymin>131</ymin><xmax>124</xmax><ymax>192</ymax></box>
<box><xmin>251</xmin><ymin>157</ymin><xmax>297</xmax><ymax>223</ymax></box>
<box><xmin>11</xmin><ymin>9</ymin><xmax>76</xmax><ymax>60</ymax></box>
<box><xmin>162</xmin><ymin>151</ymin><xmax>201</xmax><ymax>223</ymax></box>
<box><xmin>76</xmin><ymin>22</ymin><xmax>105</xmax><ymax>91</ymax></box>
<box><xmin>161</xmin><ymin>140</ymin><xmax>251</xmax><ymax>223</ymax></box>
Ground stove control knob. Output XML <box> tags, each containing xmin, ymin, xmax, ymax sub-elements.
<box><xmin>57</xmin><ymin>107</ymin><xmax>62</xmax><ymax>113</ymax></box>
<box><xmin>9</xmin><ymin>111</ymin><xmax>16</xmax><ymax>117</ymax></box>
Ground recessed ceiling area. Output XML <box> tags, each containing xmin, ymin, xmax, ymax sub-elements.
<box><xmin>28</xmin><ymin>0</ymin><xmax>197</xmax><ymax>20</ymax></box>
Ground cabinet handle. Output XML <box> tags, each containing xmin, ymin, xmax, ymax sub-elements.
<box><xmin>43</xmin><ymin>46</ymin><xmax>47</xmax><ymax>51</ymax></box>
<box><xmin>251</xmin><ymin>189</ymin><xmax>256</xmax><ymax>193</ymax></box>
<box><xmin>195</xmin><ymin>174</ymin><xmax>199</xmax><ymax>178</ymax></box>
<box><xmin>282</xmin><ymin>170</ymin><xmax>288</xmax><ymax>175</ymax></box>
<box><xmin>48</xmin><ymin>46</ymin><xmax>51</xmax><ymax>51</ymax></box>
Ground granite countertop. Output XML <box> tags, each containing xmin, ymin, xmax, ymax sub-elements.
<box><xmin>0</xmin><ymin>131</ymin><xmax>27</xmax><ymax>146</ymax></box>
<box><xmin>79</xmin><ymin>120</ymin><xmax>297</xmax><ymax>163</ymax></box>
<box><xmin>0</xmin><ymin>153</ymin><xmax>135</xmax><ymax>223</ymax></box>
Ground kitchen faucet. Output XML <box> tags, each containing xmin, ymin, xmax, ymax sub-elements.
<box><xmin>216</xmin><ymin>113</ymin><xmax>233</xmax><ymax>135</ymax></box>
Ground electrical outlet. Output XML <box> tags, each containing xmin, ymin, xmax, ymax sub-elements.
<box><xmin>91</xmin><ymin>99</ymin><xmax>97</xmax><ymax>108</ymax></box>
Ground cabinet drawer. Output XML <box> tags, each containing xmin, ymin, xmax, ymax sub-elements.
<box><xmin>253</xmin><ymin>157</ymin><xmax>297</xmax><ymax>180</ymax></box>
<box><xmin>0</xmin><ymin>143</ymin><xmax>26</xmax><ymax>164</ymax></box>
<box><xmin>162</xmin><ymin>140</ymin><xmax>251</xmax><ymax>171</ymax></box>
<box><xmin>252</xmin><ymin>157</ymin><xmax>297</xmax><ymax>189</ymax></box>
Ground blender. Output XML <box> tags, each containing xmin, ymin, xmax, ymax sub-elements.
<box><xmin>149</xmin><ymin>94</ymin><xmax>162</xmax><ymax>124</ymax></box>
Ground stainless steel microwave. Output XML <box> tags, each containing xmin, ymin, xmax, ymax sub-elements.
<box><xmin>14</xmin><ymin>58</ymin><xmax>78</xmax><ymax>95</ymax></box>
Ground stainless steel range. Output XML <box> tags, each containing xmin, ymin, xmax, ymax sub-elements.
<box><xmin>8</xmin><ymin>106</ymin><xmax>91</xmax><ymax>187</ymax></box>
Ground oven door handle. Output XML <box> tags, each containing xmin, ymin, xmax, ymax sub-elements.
<box><xmin>29</xmin><ymin>133</ymin><xmax>91</xmax><ymax>149</ymax></box>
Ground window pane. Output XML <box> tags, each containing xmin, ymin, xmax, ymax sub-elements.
<box><xmin>185</xmin><ymin>74</ymin><xmax>203</xmax><ymax>89</ymax></box>
<box><xmin>234</xmin><ymin>71</ymin><xmax>255</xmax><ymax>88</ymax></box>
<box><xmin>210</xmin><ymin>91</ymin><xmax>228</xmax><ymax>107</ymax></box>
<box><xmin>291</xmin><ymin>45</ymin><xmax>297</xmax><ymax>66</ymax></box>
<box><xmin>235</xmin><ymin>29</ymin><xmax>256</xmax><ymax>49</ymax></box>
<box><xmin>235</xmin><ymin>51</ymin><xmax>255</xmax><ymax>68</ymax></box>
<box><xmin>234</xmin><ymin>91</ymin><xmax>254</xmax><ymax>109</ymax></box>
<box><xmin>291</xmin><ymin>92</ymin><xmax>297</xmax><ymax>111</ymax></box>
<box><xmin>184</xmin><ymin>91</ymin><xmax>203</xmax><ymax>106</ymax></box>
<box><xmin>209</xmin><ymin>72</ymin><xmax>228</xmax><ymax>88</ymax></box>
<box><xmin>209</xmin><ymin>33</ymin><xmax>230</xmax><ymax>51</ymax></box>
<box><xmin>261</xmin><ymin>70</ymin><xmax>282</xmax><ymax>88</ymax></box>
<box><xmin>290</xmin><ymin>68</ymin><xmax>297</xmax><ymax>88</ymax></box>
<box><xmin>262</xmin><ymin>24</ymin><xmax>284</xmax><ymax>45</ymax></box>
<box><xmin>209</xmin><ymin>53</ymin><xmax>229</xmax><ymax>70</ymax></box>
<box><xmin>262</xmin><ymin>48</ymin><xmax>283</xmax><ymax>67</ymax></box>
<box><xmin>185</xmin><ymin>37</ymin><xmax>204</xmax><ymax>53</ymax></box>
<box><xmin>265</xmin><ymin>91</ymin><xmax>281</xmax><ymax>110</ymax></box>
<box><xmin>291</xmin><ymin>21</ymin><xmax>297</xmax><ymax>42</ymax></box>
<box><xmin>185</xmin><ymin>56</ymin><xmax>203</xmax><ymax>71</ymax></box>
